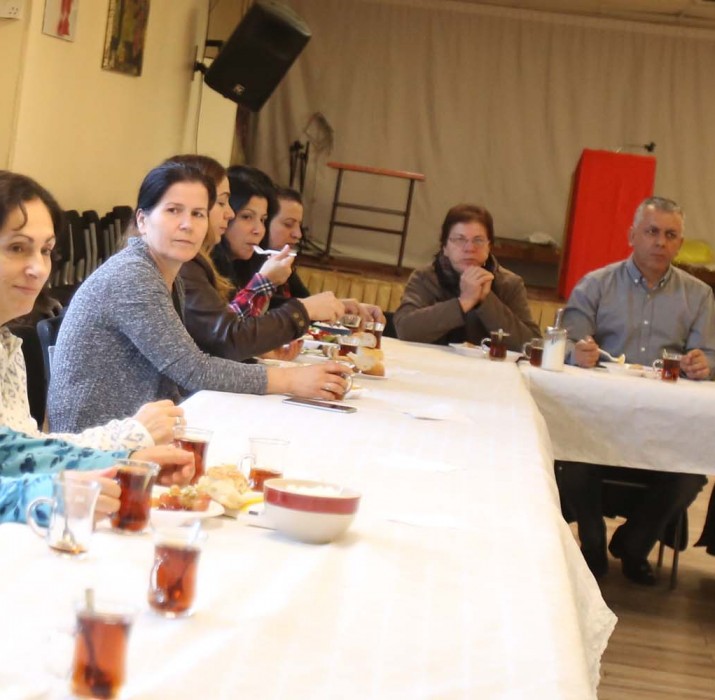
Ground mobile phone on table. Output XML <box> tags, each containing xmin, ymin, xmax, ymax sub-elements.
<box><xmin>282</xmin><ymin>397</ymin><xmax>357</xmax><ymax>413</ymax></box>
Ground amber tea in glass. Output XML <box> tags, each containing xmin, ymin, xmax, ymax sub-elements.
<box><xmin>148</xmin><ymin>524</ymin><xmax>205</xmax><ymax>618</ymax></box>
<box><xmin>112</xmin><ymin>460</ymin><xmax>158</xmax><ymax>533</ymax></box>
<box><xmin>173</xmin><ymin>426</ymin><xmax>212</xmax><ymax>485</ymax></box>
<box><xmin>71</xmin><ymin>602</ymin><xmax>134</xmax><ymax>699</ymax></box>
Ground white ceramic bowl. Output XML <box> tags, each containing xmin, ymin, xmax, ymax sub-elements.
<box><xmin>263</xmin><ymin>479</ymin><xmax>361</xmax><ymax>544</ymax></box>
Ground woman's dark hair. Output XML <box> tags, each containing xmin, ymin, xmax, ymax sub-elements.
<box><xmin>167</xmin><ymin>154</ymin><xmax>227</xmax><ymax>188</ymax></box>
<box><xmin>136</xmin><ymin>160</ymin><xmax>217</xmax><ymax>215</ymax></box>
<box><xmin>211</xmin><ymin>165</ymin><xmax>276</xmax><ymax>287</ymax></box>
<box><xmin>269</xmin><ymin>187</ymin><xmax>303</xmax><ymax>223</ymax></box>
<box><xmin>439</xmin><ymin>204</ymin><xmax>495</xmax><ymax>247</ymax></box>
<box><xmin>226</xmin><ymin>165</ymin><xmax>276</xmax><ymax>221</ymax></box>
<box><xmin>0</xmin><ymin>170</ymin><xmax>64</xmax><ymax>237</ymax></box>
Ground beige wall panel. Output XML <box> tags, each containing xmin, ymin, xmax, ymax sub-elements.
<box><xmin>0</xmin><ymin>11</ymin><xmax>29</xmax><ymax>168</ymax></box>
<box><xmin>10</xmin><ymin>0</ymin><xmax>208</xmax><ymax>213</ymax></box>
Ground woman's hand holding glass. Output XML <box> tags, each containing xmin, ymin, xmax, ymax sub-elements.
<box><xmin>131</xmin><ymin>445</ymin><xmax>195</xmax><ymax>486</ymax></box>
<box><xmin>340</xmin><ymin>298</ymin><xmax>386</xmax><ymax>324</ymax></box>
<box><xmin>132</xmin><ymin>400</ymin><xmax>185</xmax><ymax>444</ymax></box>
<box><xmin>299</xmin><ymin>292</ymin><xmax>345</xmax><ymax>322</ymax></box>
<box><xmin>267</xmin><ymin>361</ymin><xmax>353</xmax><ymax>400</ymax></box>
<box><xmin>65</xmin><ymin>469</ymin><xmax>121</xmax><ymax>522</ymax></box>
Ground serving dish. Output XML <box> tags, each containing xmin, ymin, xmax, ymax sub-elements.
<box><xmin>263</xmin><ymin>478</ymin><xmax>361</xmax><ymax>544</ymax></box>
<box><xmin>150</xmin><ymin>486</ymin><xmax>224</xmax><ymax>526</ymax></box>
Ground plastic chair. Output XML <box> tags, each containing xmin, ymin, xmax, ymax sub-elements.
<box><xmin>36</xmin><ymin>312</ymin><xmax>65</xmax><ymax>387</ymax></box>
<box><xmin>556</xmin><ymin>463</ymin><xmax>687</xmax><ymax>590</ymax></box>
<box><xmin>9</xmin><ymin>323</ymin><xmax>46</xmax><ymax>425</ymax></box>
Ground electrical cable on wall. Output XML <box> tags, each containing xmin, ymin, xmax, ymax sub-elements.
<box><xmin>294</xmin><ymin>112</ymin><xmax>335</xmax><ymax>256</ymax></box>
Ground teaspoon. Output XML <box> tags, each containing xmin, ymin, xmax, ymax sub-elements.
<box><xmin>598</xmin><ymin>348</ymin><xmax>626</xmax><ymax>364</ymax></box>
<box><xmin>253</xmin><ymin>245</ymin><xmax>297</xmax><ymax>257</ymax></box>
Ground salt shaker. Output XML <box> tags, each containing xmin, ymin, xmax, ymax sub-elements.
<box><xmin>541</xmin><ymin>326</ymin><xmax>567</xmax><ymax>371</ymax></box>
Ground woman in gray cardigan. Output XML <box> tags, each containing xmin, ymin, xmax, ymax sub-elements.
<box><xmin>48</xmin><ymin>160</ymin><xmax>351</xmax><ymax>432</ymax></box>
<box><xmin>394</xmin><ymin>204</ymin><xmax>540</xmax><ymax>350</ymax></box>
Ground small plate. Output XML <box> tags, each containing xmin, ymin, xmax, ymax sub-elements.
<box><xmin>150</xmin><ymin>487</ymin><xmax>224</xmax><ymax>526</ymax></box>
<box><xmin>602</xmin><ymin>362</ymin><xmax>645</xmax><ymax>377</ymax></box>
<box><xmin>357</xmin><ymin>370</ymin><xmax>388</xmax><ymax>380</ymax></box>
<box><xmin>302</xmin><ymin>338</ymin><xmax>339</xmax><ymax>352</ymax></box>
<box><xmin>311</xmin><ymin>323</ymin><xmax>351</xmax><ymax>337</ymax></box>
<box><xmin>257</xmin><ymin>358</ymin><xmax>300</xmax><ymax>368</ymax></box>
<box><xmin>449</xmin><ymin>342</ymin><xmax>484</xmax><ymax>358</ymax></box>
<box><xmin>345</xmin><ymin>383</ymin><xmax>365</xmax><ymax>399</ymax></box>
<box><xmin>449</xmin><ymin>343</ymin><xmax>520</xmax><ymax>362</ymax></box>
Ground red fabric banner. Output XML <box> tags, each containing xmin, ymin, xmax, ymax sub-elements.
<box><xmin>558</xmin><ymin>149</ymin><xmax>656</xmax><ymax>300</ymax></box>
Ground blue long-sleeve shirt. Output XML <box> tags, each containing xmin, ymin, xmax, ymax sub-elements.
<box><xmin>0</xmin><ymin>427</ymin><xmax>128</xmax><ymax>524</ymax></box>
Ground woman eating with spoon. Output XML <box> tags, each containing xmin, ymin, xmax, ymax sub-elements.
<box><xmin>174</xmin><ymin>155</ymin><xmax>346</xmax><ymax>361</ymax></box>
<box><xmin>214</xmin><ymin>172</ymin><xmax>385</xmax><ymax>325</ymax></box>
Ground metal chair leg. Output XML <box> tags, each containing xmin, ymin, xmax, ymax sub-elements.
<box><xmin>669</xmin><ymin>511</ymin><xmax>684</xmax><ymax>591</ymax></box>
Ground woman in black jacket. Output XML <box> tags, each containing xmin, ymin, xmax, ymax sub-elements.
<box><xmin>177</xmin><ymin>157</ymin><xmax>344</xmax><ymax>362</ymax></box>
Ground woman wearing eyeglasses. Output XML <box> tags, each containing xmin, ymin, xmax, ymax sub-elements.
<box><xmin>394</xmin><ymin>204</ymin><xmax>540</xmax><ymax>348</ymax></box>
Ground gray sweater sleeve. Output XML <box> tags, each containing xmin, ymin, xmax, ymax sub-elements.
<box><xmin>48</xmin><ymin>240</ymin><xmax>268</xmax><ymax>432</ymax></box>
<box><xmin>104</xmin><ymin>249</ymin><xmax>268</xmax><ymax>394</ymax></box>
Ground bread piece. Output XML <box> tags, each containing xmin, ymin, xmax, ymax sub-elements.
<box><xmin>363</xmin><ymin>360</ymin><xmax>385</xmax><ymax>377</ymax></box>
<box><xmin>347</xmin><ymin>347</ymin><xmax>385</xmax><ymax>374</ymax></box>
<box><xmin>198</xmin><ymin>465</ymin><xmax>250</xmax><ymax>510</ymax></box>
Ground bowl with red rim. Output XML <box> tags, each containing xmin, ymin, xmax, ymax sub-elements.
<box><xmin>263</xmin><ymin>479</ymin><xmax>361</xmax><ymax>544</ymax></box>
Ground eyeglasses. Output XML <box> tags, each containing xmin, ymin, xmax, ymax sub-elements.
<box><xmin>447</xmin><ymin>235</ymin><xmax>489</xmax><ymax>249</ymax></box>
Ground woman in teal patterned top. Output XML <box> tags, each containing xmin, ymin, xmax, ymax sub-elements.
<box><xmin>0</xmin><ymin>427</ymin><xmax>125</xmax><ymax>523</ymax></box>
<box><xmin>0</xmin><ymin>170</ymin><xmax>196</xmax><ymax>523</ymax></box>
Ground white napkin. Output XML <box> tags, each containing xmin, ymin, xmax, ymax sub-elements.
<box><xmin>374</xmin><ymin>450</ymin><xmax>463</xmax><ymax>473</ymax></box>
<box><xmin>403</xmin><ymin>402</ymin><xmax>462</xmax><ymax>421</ymax></box>
<box><xmin>387</xmin><ymin>513</ymin><xmax>468</xmax><ymax>529</ymax></box>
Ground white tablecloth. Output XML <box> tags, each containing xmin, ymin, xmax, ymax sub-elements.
<box><xmin>0</xmin><ymin>339</ymin><xmax>616</xmax><ymax>699</ymax></box>
<box><xmin>520</xmin><ymin>363</ymin><xmax>715</xmax><ymax>475</ymax></box>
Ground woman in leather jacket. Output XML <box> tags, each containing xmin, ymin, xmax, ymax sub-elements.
<box><xmin>175</xmin><ymin>156</ymin><xmax>344</xmax><ymax>362</ymax></box>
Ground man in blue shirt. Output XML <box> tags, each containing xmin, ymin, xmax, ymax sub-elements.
<box><xmin>558</xmin><ymin>196</ymin><xmax>714</xmax><ymax>585</ymax></box>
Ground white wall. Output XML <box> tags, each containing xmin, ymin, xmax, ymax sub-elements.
<box><xmin>7</xmin><ymin>0</ymin><xmax>208</xmax><ymax>213</ymax></box>
<box><xmin>0</xmin><ymin>10</ymin><xmax>30</xmax><ymax>168</ymax></box>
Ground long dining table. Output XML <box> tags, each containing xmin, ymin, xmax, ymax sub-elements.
<box><xmin>520</xmin><ymin>362</ymin><xmax>715</xmax><ymax>476</ymax></box>
<box><xmin>0</xmin><ymin>338</ymin><xmax>616</xmax><ymax>699</ymax></box>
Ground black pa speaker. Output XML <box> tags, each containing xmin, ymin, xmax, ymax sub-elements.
<box><xmin>204</xmin><ymin>0</ymin><xmax>311</xmax><ymax>112</ymax></box>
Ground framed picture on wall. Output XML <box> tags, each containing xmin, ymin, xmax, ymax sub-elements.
<box><xmin>101</xmin><ymin>0</ymin><xmax>151</xmax><ymax>77</ymax></box>
<box><xmin>42</xmin><ymin>0</ymin><xmax>79</xmax><ymax>42</ymax></box>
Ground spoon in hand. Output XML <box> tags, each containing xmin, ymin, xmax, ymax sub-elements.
<box><xmin>598</xmin><ymin>348</ymin><xmax>626</xmax><ymax>364</ymax></box>
<box><xmin>253</xmin><ymin>245</ymin><xmax>297</xmax><ymax>257</ymax></box>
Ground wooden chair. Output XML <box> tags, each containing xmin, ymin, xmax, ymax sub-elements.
<box><xmin>325</xmin><ymin>162</ymin><xmax>425</xmax><ymax>268</ymax></box>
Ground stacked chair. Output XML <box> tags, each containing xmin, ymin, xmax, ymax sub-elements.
<box><xmin>49</xmin><ymin>205</ymin><xmax>132</xmax><ymax>304</ymax></box>
<box><xmin>24</xmin><ymin>205</ymin><xmax>132</xmax><ymax>423</ymax></box>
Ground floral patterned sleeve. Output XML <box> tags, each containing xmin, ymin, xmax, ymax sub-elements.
<box><xmin>1</xmin><ymin>325</ymin><xmax>153</xmax><ymax>452</ymax></box>
<box><xmin>228</xmin><ymin>273</ymin><xmax>276</xmax><ymax>320</ymax></box>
